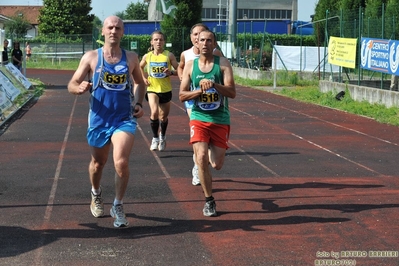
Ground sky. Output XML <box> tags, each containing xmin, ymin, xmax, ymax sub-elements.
<box><xmin>1</xmin><ymin>0</ymin><xmax>318</xmax><ymax>22</ymax></box>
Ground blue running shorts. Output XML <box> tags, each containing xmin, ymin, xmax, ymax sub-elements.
<box><xmin>87</xmin><ymin>119</ymin><xmax>137</xmax><ymax>148</ymax></box>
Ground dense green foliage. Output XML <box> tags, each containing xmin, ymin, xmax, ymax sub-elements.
<box><xmin>115</xmin><ymin>1</ymin><xmax>149</xmax><ymax>20</ymax></box>
<box><xmin>384</xmin><ymin>0</ymin><xmax>399</xmax><ymax>39</ymax></box>
<box><xmin>38</xmin><ymin>0</ymin><xmax>94</xmax><ymax>35</ymax></box>
<box><xmin>312</xmin><ymin>0</ymin><xmax>399</xmax><ymax>42</ymax></box>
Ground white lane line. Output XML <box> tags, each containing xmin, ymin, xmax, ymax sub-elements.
<box><xmin>169</xmin><ymin>92</ymin><xmax>384</xmax><ymax>177</ymax></box>
<box><xmin>231</xmin><ymin>92</ymin><xmax>390</xmax><ymax>176</ymax></box>
<box><xmin>172</xmin><ymin>100</ymin><xmax>273</xmax><ymax>176</ymax></box>
<box><xmin>137</xmin><ymin>123</ymin><xmax>172</xmax><ymax>179</ymax></box>
<box><xmin>228</xmin><ymin>141</ymin><xmax>280</xmax><ymax>177</ymax></box>
<box><xmin>230</xmin><ymin>106</ymin><xmax>253</xmax><ymax>116</ymax></box>
<box><xmin>34</xmin><ymin>96</ymin><xmax>77</xmax><ymax>264</ymax></box>
<box><xmin>171</xmin><ymin>101</ymin><xmax>186</xmax><ymax>112</ymax></box>
<box><xmin>237</xmin><ymin>92</ymin><xmax>399</xmax><ymax>146</ymax></box>
<box><xmin>291</xmin><ymin>133</ymin><xmax>385</xmax><ymax>176</ymax></box>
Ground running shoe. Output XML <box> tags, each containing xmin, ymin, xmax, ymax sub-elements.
<box><xmin>203</xmin><ymin>200</ymin><xmax>217</xmax><ymax>217</ymax></box>
<box><xmin>192</xmin><ymin>164</ymin><xmax>200</xmax><ymax>186</ymax></box>
<box><xmin>150</xmin><ymin>138</ymin><xmax>159</xmax><ymax>151</ymax></box>
<box><xmin>110</xmin><ymin>204</ymin><xmax>129</xmax><ymax>228</ymax></box>
<box><xmin>158</xmin><ymin>135</ymin><xmax>166</xmax><ymax>151</ymax></box>
<box><xmin>90</xmin><ymin>191</ymin><xmax>104</xmax><ymax>217</ymax></box>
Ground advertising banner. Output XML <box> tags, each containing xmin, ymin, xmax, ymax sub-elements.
<box><xmin>360</xmin><ymin>38</ymin><xmax>399</xmax><ymax>75</ymax></box>
<box><xmin>0</xmin><ymin>70</ymin><xmax>21</xmax><ymax>101</ymax></box>
<box><xmin>0</xmin><ymin>85</ymin><xmax>13</xmax><ymax>113</ymax></box>
<box><xmin>5</xmin><ymin>63</ymin><xmax>32</xmax><ymax>89</ymax></box>
<box><xmin>328</xmin><ymin>36</ymin><xmax>357</xmax><ymax>68</ymax></box>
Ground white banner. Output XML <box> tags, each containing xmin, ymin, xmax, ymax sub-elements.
<box><xmin>273</xmin><ymin>45</ymin><xmax>340</xmax><ymax>72</ymax></box>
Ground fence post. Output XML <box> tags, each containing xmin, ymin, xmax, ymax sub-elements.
<box><xmin>273</xmin><ymin>41</ymin><xmax>277</xmax><ymax>89</ymax></box>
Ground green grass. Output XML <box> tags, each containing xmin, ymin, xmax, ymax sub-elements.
<box><xmin>27</xmin><ymin>58</ymin><xmax>80</xmax><ymax>70</ymax></box>
<box><xmin>235</xmin><ymin>74</ymin><xmax>399</xmax><ymax>127</ymax></box>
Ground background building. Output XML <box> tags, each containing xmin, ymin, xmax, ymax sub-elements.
<box><xmin>127</xmin><ymin>0</ymin><xmax>301</xmax><ymax>36</ymax></box>
<box><xmin>0</xmin><ymin>6</ymin><xmax>41</xmax><ymax>38</ymax></box>
<box><xmin>149</xmin><ymin>0</ymin><xmax>298</xmax><ymax>22</ymax></box>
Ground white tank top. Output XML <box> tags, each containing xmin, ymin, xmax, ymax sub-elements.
<box><xmin>183</xmin><ymin>46</ymin><xmax>200</xmax><ymax>63</ymax></box>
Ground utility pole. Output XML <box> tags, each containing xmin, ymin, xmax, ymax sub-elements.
<box><xmin>228</xmin><ymin>0</ymin><xmax>237</xmax><ymax>44</ymax></box>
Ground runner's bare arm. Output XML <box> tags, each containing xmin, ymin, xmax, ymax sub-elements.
<box><xmin>213</xmin><ymin>48</ymin><xmax>224</xmax><ymax>57</ymax></box>
<box><xmin>128</xmin><ymin>52</ymin><xmax>146</xmax><ymax>118</ymax></box>
<box><xmin>139</xmin><ymin>54</ymin><xmax>150</xmax><ymax>86</ymax></box>
<box><xmin>214</xmin><ymin>57</ymin><xmax>236</xmax><ymax>99</ymax></box>
<box><xmin>179</xmin><ymin>60</ymin><xmax>201</xmax><ymax>102</ymax></box>
<box><xmin>169</xmin><ymin>52</ymin><xmax>179</xmax><ymax>75</ymax></box>
<box><xmin>177</xmin><ymin>52</ymin><xmax>186</xmax><ymax>81</ymax></box>
<box><xmin>67</xmin><ymin>51</ymin><xmax>97</xmax><ymax>95</ymax></box>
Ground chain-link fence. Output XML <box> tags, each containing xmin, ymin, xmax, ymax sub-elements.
<box><xmin>13</xmin><ymin>5</ymin><xmax>398</xmax><ymax>88</ymax></box>
<box><xmin>18</xmin><ymin>34</ymin><xmax>95</xmax><ymax>65</ymax></box>
<box><xmin>314</xmin><ymin>6</ymin><xmax>398</xmax><ymax>89</ymax></box>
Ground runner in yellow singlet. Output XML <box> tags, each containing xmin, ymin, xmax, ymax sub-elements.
<box><xmin>140</xmin><ymin>31</ymin><xmax>179</xmax><ymax>151</ymax></box>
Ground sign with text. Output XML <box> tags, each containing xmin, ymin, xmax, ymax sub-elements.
<box><xmin>5</xmin><ymin>63</ymin><xmax>32</xmax><ymax>89</ymax></box>
<box><xmin>328</xmin><ymin>36</ymin><xmax>357</xmax><ymax>68</ymax></box>
<box><xmin>360</xmin><ymin>38</ymin><xmax>399</xmax><ymax>75</ymax></box>
<box><xmin>0</xmin><ymin>70</ymin><xmax>21</xmax><ymax>101</ymax></box>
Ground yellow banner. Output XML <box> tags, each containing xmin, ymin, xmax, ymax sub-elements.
<box><xmin>328</xmin><ymin>36</ymin><xmax>357</xmax><ymax>68</ymax></box>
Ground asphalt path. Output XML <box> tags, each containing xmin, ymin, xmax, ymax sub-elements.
<box><xmin>0</xmin><ymin>69</ymin><xmax>398</xmax><ymax>266</ymax></box>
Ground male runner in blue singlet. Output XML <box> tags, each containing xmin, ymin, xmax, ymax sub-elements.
<box><xmin>67</xmin><ymin>16</ymin><xmax>145</xmax><ymax>228</ymax></box>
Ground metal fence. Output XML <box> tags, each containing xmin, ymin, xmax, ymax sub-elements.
<box><xmin>15</xmin><ymin>5</ymin><xmax>399</xmax><ymax>89</ymax></box>
<box><xmin>313</xmin><ymin>6</ymin><xmax>398</xmax><ymax>88</ymax></box>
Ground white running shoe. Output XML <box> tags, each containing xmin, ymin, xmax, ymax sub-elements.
<box><xmin>192</xmin><ymin>164</ymin><xmax>200</xmax><ymax>186</ymax></box>
<box><xmin>150</xmin><ymin>138</ymin><xmax>159</xmax><ymax>151</ymax></box>
<box><xmin>110</xmin><ymin>204</ymin><xmax>129</xmax><ymax>228</ymax></box>
<box><xmin>158</xmin><ymin>135</ymin><xmax>166</xmax><ymax>151</ymax></box>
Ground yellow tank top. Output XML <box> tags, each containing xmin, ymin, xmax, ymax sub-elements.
<box><xmin>146</xmin><ymin>50</ymin><xmax>172</xmax><ymax>93</ymax></box>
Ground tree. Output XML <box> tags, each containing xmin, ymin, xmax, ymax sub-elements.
<box><xmin>364</xmin><ymin>0</ymin><xmax>387</xmax><ymax>18</ymax></box>
<box><xmin>38</xmin><ymin>0</ymin><xmax>94</xmax><ymax>35</ymax></box>
<box><xmin>364</xmin><ymin>0</ymin><xmax>388</xmax><ymax>38</ymax></box>
<box><xmin>384</xmin><ymin>0</ymin><xmax>399</xmax><ymax>39</ymax></box>
<box><xmin>160</xmin><ymin>0</ymin><xmax>203</xmax><ymax>56</ymax></box>
<box><xmin>340</xmin><ymin>0</ymin><xmax>366</xmax><ymax>38</ymax></box>
<box><xmin>125</xmin><ymin>1</ymin><xmax>149</xmax><ymax>20</ymax></box>
<box><xmin>4</xmin><ymin>14</ymin><xmax>31</xmax><ymax>39</ymax></box>
<box><xmin>92</xmin><ymin>16</ymin><xmax>102</xmax><ymax>29</ymax></box>
<box><xmin>114</xmin><ymin>11</ymin><xmax>127</xmax><ymax>20</ymax></box>
<box><xmin>313</xmin><ymin>0</ymin><xmax>341</xmax><ymax>44</ymax></box>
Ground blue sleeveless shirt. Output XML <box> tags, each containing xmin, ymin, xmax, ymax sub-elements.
<box><xmin>89</xmin><ymin>48</ymin><xmax>133</xmax><ymax>128</ymax></box>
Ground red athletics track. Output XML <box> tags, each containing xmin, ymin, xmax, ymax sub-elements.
<box><xmin>0</xmin><ymin>69</ymin><xmax>398</xmax><ymax>266</ymax></box>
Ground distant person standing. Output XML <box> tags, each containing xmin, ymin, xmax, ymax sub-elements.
<box><xmin>11</xmin><ymin>42</ymin><xmax>23</xmax><ymax>71</ymax></box>
<box><xmin>25</xmin><ymin>42</ymin><xmax>32</xmax><ymax>60</ymax></box>
<box><xmin>140</xmin><ymin>31</ymin><xmax>179</xmax><ymax>151</ymax></box>
<box><xmin>2</xmin><ymin>40</ymin><xmax>9</xmax><ymax>64</ymax></box>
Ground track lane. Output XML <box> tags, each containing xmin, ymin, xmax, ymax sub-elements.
<box><xmin>0</xmin><ymin>70</ymin><xmax>397</xmax><ymax>265</ymax></box>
